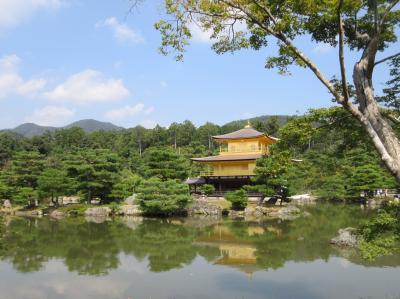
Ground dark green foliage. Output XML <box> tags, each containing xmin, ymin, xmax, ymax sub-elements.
<box><xmin>137</xmin><ymin>178</ymin><xmax>191</xmax><ymax>216</ymax></box>
<box><xmin>13</xmin><ymin>187</ymin><xmax>37</xmax><ymax>206</ymax></box>
<box><xmin>37</xmin><ymin>168</ymin><xmax>76</xmax><ymax>204</ymax></box>
<box><xmin>64</xmin><ymin>149</ymin><xmax>121</xmax><ymax>203</ymax></box>
<box><xmin>253</xmin><ymin>148</ymin><xmax>294</xmax><ymax>196</ymax></box>
<box><xmin>199</xmin><ymin>184</ymin><xmax>215</xmax><ymax>195</ymax></box>
<box><xmin>359</xmin><ymin>202</ymin><xmax>400</xmax><ymax>260</ymax></box>
<box><xmin>347</xmin><ymin>164</ymin><xmax>397</xmax><ymax>197</ymax></box>
<box><xmin>225</xmin><ymin>189</ymin><xmax>248</xmax><ymax>210</ymax></box>
<box><xmin>11</xmin><ymin>151</ymin><xmax>45</xmax><ymax>189</ymax></box>
<box><xmin>378</xmin><ymin>56</ymin><xmax>400</xmax><ymax>110</ymax></box>
<box><xmin>316</xmin><ymin>175</ymin><xmax>347</xmax><ymax>200</ymax></box>
<box><xmin>141</xmin><ymin>147</ymin><xmax>188</xmax><ymax>181</ymax></box>
<box><xmin>109</xmin><ymin>170</ymin><xmax>142</xmax><ymax>201</ymax></box>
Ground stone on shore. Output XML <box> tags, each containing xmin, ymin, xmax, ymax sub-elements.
<box><xmin>3</xmin><ymin>199</ymin><xmax>12</xmax><ymax>209</ymax></box>
<box><xmin>187</xmin><ymin>200</ymin><xmax>222</xmax><ymax>216</ymax></box>
<box><xmin>120</xmin><ymin>205</ymin><xmax>142</xmax><ymax>216</ymax></box>
<box><xmin>50</xmin><ymin>210</ymin><xmax>65</xmax><ymax>219</ymax></box>
<box><xmin>330</xmin><ymin>227</ymin><xmax>360</xmax><ymax>247</ymax></box>
<box><xmin>266</xmin><ymin>205</ymin><xmax>301</xmax><ymax>220</ymax></box>
<box><xmin>84</xmin><ymin>207</ymin><xmax>111</xmax><ymax>217</ymax></box>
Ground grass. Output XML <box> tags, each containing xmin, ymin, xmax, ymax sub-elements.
<box><xmin>205</xmin><ymin>198</ymin><xmax>232</xmax><ymax>209</ymax></box>
<box><xmin>57</xmin><ymin>203</ymin><xmax>92</xmax><ymax>216</ymax></box>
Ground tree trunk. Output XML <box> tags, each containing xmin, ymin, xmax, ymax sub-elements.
<box><xmin>351</xmin><ymin>40</ymin><xmax>400</xmax><ymax>183</ymax></box>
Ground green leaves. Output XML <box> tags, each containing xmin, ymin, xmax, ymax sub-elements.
<box><xmin>137</xmin><ymin>178</ymin><xmax>191</xmax><ymax>215</ymax></box>
<box><xmin>225</xmin><ymin>189</ymin><xmax>248</xmax><ymax>210</ymax></box>
<box><xmin>359</xmin><ymin>202</ymin><xmax>400</xmax><ymax>260</ymax></box>
<box><xmin>141</xmin><ymin>146</ymin><xmax>189</xmax><ymax>181</ymax></box>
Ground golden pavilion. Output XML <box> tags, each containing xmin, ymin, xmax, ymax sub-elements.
<box><xmin>188</xmin><ymin>122</ymin><xmax>278</xmax><ymax>192</ymax></box>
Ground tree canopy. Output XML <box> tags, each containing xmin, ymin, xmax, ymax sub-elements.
<box><xmin>149</xmin><ymin>0</ymin><xmax>400</xmax><ymax>182</ymax></box>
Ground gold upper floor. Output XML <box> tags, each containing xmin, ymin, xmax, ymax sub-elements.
<box><xmin>218</xmin><ymin>138</ymin><xmax>270</xmax><ymax>155</ymax></box>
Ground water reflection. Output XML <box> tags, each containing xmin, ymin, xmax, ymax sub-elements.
<box><xmin>1</xmin><ymin>204</ymin><xmax>400</xmax><ymax>299</ymax></box>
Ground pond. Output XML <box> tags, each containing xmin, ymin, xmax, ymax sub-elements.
<box><xmin>0</xmin><ymin>203</ymin><xmax>399</xmax><ymax>299</ymax></box>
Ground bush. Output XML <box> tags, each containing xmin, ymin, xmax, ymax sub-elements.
<box><xmin>359</xmin><ymin>201</ymin><xmax>400</xmax><ymax>260</ymax></box>
<box><xmin>199</xmin><ymin>184</ymin><xmax>215</xmax><ymax>195</ymax></box>
<box><xmin>137</xmin><ymin>178</ymin><xmax>192</xmax><ymax>216</ymax></box>
<box><xmin>108</xmin><ymin>202</ymin><xmax>120</xmax><ymax>215</ymax></box>
<box><xmin>225</xmin><ymin>189</ymin><xmax>248</xmax><ymax>210</ymax></box>
<box><xmin>316</xmin><ymin>175</ymin><xmax>346</xmax><ymax>200</ymax></box>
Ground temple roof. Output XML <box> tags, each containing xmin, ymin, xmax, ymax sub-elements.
<box><xmin>212</xmin><ymin>127</ymin><xmax>278</xmax><ymax>142</ymax></box>
<box><xmin>191</xmin><ymin>153</ymin><xmax>262</xmax><ymax>162</ymax></box>
<box><xmin>185</xmin><ymin>177</ymin><xmax>206</xmax><ymax>185</ymax></box>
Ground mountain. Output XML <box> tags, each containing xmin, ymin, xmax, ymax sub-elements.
<box><xmin>12</xmin><ymin>123</ymin><xmax>57</xmax><ymax>138</ymax></box>
<box><xmin>223</xmin><ymin>115</ymin><xmax>292</xmax><ymax>128</ymax></box>
<box><xmin>5</xmin><ymin>119</ymin><xmax>124</xmax><ymax>137</ymax></box>
<box><xmin>65</xmin><ymin>119</ymin><xmax>123</xmax><ymax>133</ymax></box>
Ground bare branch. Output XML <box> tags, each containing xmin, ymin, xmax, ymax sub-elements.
<box><xmin>375</xmin><ymin>52</ymin><xmax>400</xmax><ymax>66</ymax></box>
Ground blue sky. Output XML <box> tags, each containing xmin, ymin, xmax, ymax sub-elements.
<box><xmin>0</xmin><ymin>0</ymin><xmax>397</xmax><ymax>129</ymax></box>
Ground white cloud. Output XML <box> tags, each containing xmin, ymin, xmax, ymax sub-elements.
<box><xmin>0</xmin><ymin>54</ymin><xmax>47</xmax><ymax>98</ymax></box>
<box><xmin>97</xmin><ymin>17</ymin><xmax>144</xmax><ymax>43</ymax></box>
<box><xmin>25</xmin><ymin>105</ymin><xmax>75</xmax><ymax>126</ymax></box>
<box><xmin>44</xmin><ymin>69</ymin><xmax>130</xmax><ymax>104</ymax></box>
<box><xmin>0</xmin><ymin>0</ymin><xmax>62</xmax><ymax>28</ymax></box>
<box><xmin>104</xmin><ymin>103</ymin><xmax>145</xmax><ymax>120</ymax></box>
<box><xmin>312</xmin><ymin>43</ymin><xmax>334</xmax><ymax>54</ymax></box>
<box><xmin>140</xmin><ymin>119</ymin><xmax>157</xmax><ymax>129</ymax></box>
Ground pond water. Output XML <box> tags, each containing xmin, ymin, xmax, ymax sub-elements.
<box><xmin>0</xmin><ymin>203</ymin><xmax>400</xmax><ymax>299</ymax></box>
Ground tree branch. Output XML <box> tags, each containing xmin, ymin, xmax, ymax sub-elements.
<box><xmin>338</xmin><ymin>0</ymin><xmax>350</xmax><ymax>103</ymax></box>
<box><xmin>218</xmin><ymin>0</ymin><xmax>345</xmax><ymax>105</ymax></box>
<box><xmin>378</xmin><ymin>0</ymin><xmax>400</xmax><ymax>32</ymax></box>
<box><xmin>374</xmin><ymin>52</ymin><xmax>400</xmax><ymax>66</ymax></box>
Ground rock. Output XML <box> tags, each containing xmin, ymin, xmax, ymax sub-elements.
<box><xmin>50</xmin><ymin>210</ymin><xmax>65</xmax><ymax>218</ymax></box>
<box><xmin>187</xmin><ymin>200</ymin><xmax>222</xmax><ymax>216</ymax></box>
<box><xmin>124</xmin><ymin>194</ymin><xmax>137</xmax><ymax>205</ymax></box>
<box><xmin>84</xmin><ymin>207</ymin><xmax>111</xmax><ymax>217</ymax></box>
<box><xmin>3</xmin><ymin>199</ymin><xmax>12</xmax><ymax>209</ymax></box>
<box><xmin>120</xmin><ymin>205</ymin><xmax>142</xmax><ymax>216</ymax></box>
<box><xmin>229</xmin><ymin>210</ymin><xmax>245</xmax><ymax>218</ymax></box>
<box><xmin>289</xmin><ymin>194</ymin><xmax>317</xmax><ymax>205</ymax></box>
<box><xmin>266</xmin><ymin>205</ymin><xmax>301</xmax><ymax>220</ymax></box>
<box><xmin>244</xmin><ymin>207</ymin><xmax>255</xmax><ymax>216</ymax></box>
<box><xmin>59</xmin><ymin>196</ymin><xmax>80</xmax><ymax>205</ymax></box>
<box><xmin>330</xmin><ymin>227</ymin><xmax>360</xmax><ymax>247</ymax></box>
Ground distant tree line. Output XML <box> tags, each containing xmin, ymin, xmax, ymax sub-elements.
<box><xmin>0</xmin><ymin>110</ymin><xmax>398</xmax><ymax>213</ymax></box>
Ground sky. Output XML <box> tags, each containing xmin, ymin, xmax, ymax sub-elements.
<box><xmin>0</xmin><ymin>0</ymin><xmax>398</xmax><ymax>129</ymax></box>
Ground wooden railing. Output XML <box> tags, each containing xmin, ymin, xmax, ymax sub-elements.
<box><xmin>200</xmin><ymin>169</ymin><xmax>255</xmax><ymax>176</ymax></box>
<box><xmin>219</xmin><ymin>145</ymin><xmax>268</xmax><ymax>155</ymax></box>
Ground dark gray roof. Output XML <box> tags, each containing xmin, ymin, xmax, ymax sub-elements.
<box><xmin>185</xmin><ymin>177</ymin><xmax>206</xmax><ymax>185</ymax></box>
<box><xmin>191</xmin><ymin>153</ymin><xmax>263</xmax><ymax>162</ymax></box>
<box><xmin>212</xmin><ymin>128</ymin><xmax>279</xmax><ymax>142</ymax></box>
<box><xmin>213</xmin><ymin>128</ymin><xmax>264</xmax><ymax>140</ymax></box>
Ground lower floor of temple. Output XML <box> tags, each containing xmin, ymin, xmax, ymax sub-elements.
<box><xmin>187</xmin><ymin>176</ymin><xmax>253</xmax><ymax>194</ymax></box>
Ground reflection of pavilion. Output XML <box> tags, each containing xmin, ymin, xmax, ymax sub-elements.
<box><xmin>195</xmin><ymin>225</ymin><xmax>265</xmax><ymax>276</ymax></box>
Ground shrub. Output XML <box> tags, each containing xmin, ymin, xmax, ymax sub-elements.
<box><xmin>199</xmin><ymin>184</ymin><xmax>215</xmax><ymax>195</ymax></box>
<box><xmin>359</xmin><ymin>201</ymin><xmax>400</xmax><ymax>260</ymax></box>
<box><xmin>108</xmin><ymin>202</ymin><xmax>121</xmax><ymax>215</ymax></box>
<box><xmin>137</xmin><ymin>178</ymin><xmax>192</xmax><ymax>216</ymax></box>
<box><xmin>316</xmin><ymin>175</ymin><xmax>346</xmax><ymax>200</ymax></box>
<box><xmin>225</xmin><ymin>189</ymin><xmax>248</xmax><ymax>210</ymax></box>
